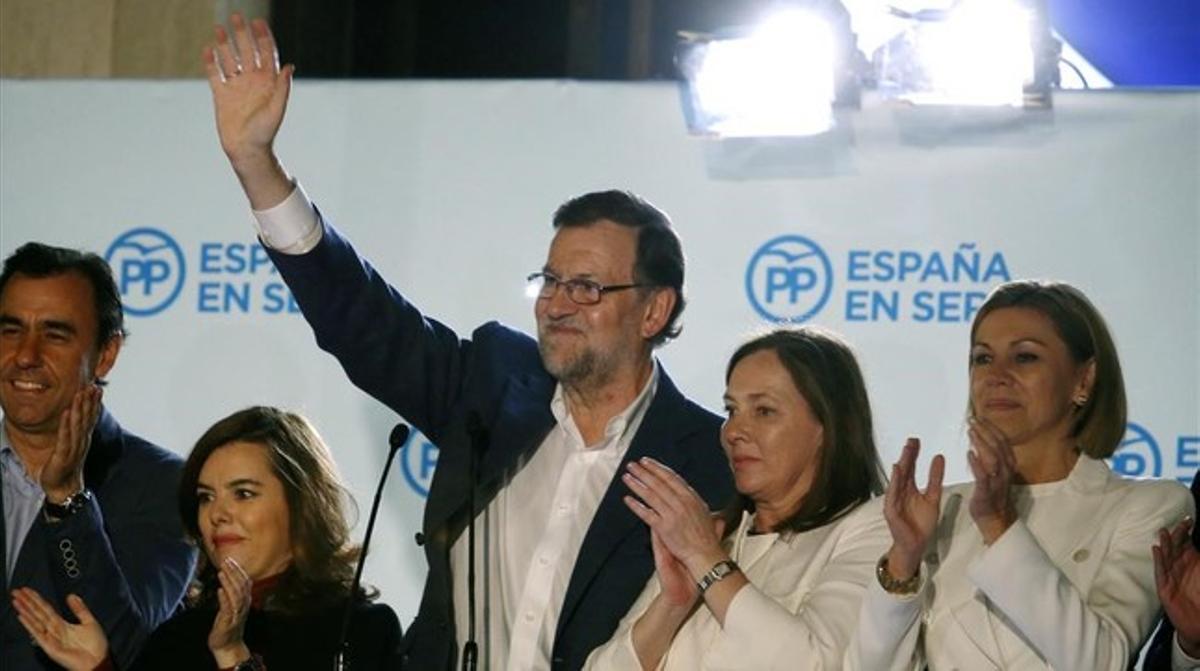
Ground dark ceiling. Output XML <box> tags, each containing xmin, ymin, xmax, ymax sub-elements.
<box><xmin>270</xmin><ymin>0</ymin><xmax>1200</xmax><ymax>86</ymax></box>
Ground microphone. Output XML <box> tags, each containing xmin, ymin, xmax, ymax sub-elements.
<box><xmin>461</xmin><ymin>413</ymin><xmax>488</xmax><ymax>671</ymax></box>
<box><xmin>336</xmin><ymin>422</ymin><xmax>411</xmax><ymax>670</ymax></box>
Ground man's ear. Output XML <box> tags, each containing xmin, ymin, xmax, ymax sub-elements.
<box><xmin>640</xmin><ymin>288</ymin><xmax>676</xmax><ymax>341</ymax></box>
<box><xmin>93</xmin><ymin>334</ymin><xmax>122</xmax><ymax>382</ymax></box>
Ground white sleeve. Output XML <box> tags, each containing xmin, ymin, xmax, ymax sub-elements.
<box><xmin>968</xmin><ymin>482</ymin><xmax>1194</xmax><ymax>671</ymax></box>
<box><xmin>705</xmin><ymin>505</ymin><xmax>892</xmax><ymax>670</ymax></box>
<box><xmin>844</xmin><ymin>561</ymin><xmax>926</xmax><ymax>671</ymax></box>
<box><xmin>251</xmin><ymin>181</ymin><xmax>322</xmax><ymax>254</ymax></box>
<box><xmin>583</xmin><ymin>576</ymin><xmax>662</xmax><ymax>671</ymax></box>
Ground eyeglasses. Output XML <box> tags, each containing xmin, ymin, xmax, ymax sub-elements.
<box><xmin>525</xmin><ymin>271</ymin><xmax>646</xmax><ymax>305</ymax></box>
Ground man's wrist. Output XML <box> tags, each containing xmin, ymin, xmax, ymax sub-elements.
<box><xmin>43</xmin><ymin>487</ymin><xmax>92</xmax><ymax>522</ymax></box>
<box><xmin>212</xmin><ymin>643</ymin><xmax>253</xmax><ymax>669</ymax></box>
<box><xmin>231</xmin><ymin>152</ymin><xmax>293</xmax><ymax>211</ymax></box>
<box><xmin>44</xmin><ymin>481</ymin><xmax>86</xmax><ymax>505</ymax></box>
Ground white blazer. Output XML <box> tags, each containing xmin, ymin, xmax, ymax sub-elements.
<box><xmin>585</xmin><ymin>497</ymin><xmax>890</xmax><ymax>670</ymax></box>
<box><xmin>849</xmin><ymin>456</ymin><xmax>1194</xmax><ymax>671</ymax></box>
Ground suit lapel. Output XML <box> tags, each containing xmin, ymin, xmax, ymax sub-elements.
<box><xmin>555</xmin><ymin>372</ymin><xmax>702</xmax><ymax>635</ymax></box>
<box><xmin>83</xmin><ymin>409</ymin><xmax>123</xmax><ymax>489</ymax></box>
<box><xmin>425</xmin><ymin>371</ymin><xmax>556</xmax><ymax>534</ymax></box>
<box><xmin>477</xmin><ymin>373</ymin><xmax>555</xmax><ymax>489</ymax></box>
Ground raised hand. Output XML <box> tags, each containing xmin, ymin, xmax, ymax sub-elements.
<box><xmin>966</xmin><ymin>416</ymin><xmax>1017</xmax><ymax>544</ymax></box>
<box><xmin>883</xmin><ymin>438</ymin><xmax>944</xmax><ymax>581</ymax></box>
<box><xmin>622</xmin><ymin>457</ymin><xmax>725</xmax><ymax>580</ymax></box>
<box><xmin>1153</xmin><ymin>517</ymin><xmax>1200</xmax><ymax>658</ymax></box>
<box><xmin>40</xmin><ymin>385</ymin><xmax>101</xmax><ymax>504</ymax></box>
<box><xmin>203</xmin><ymin>13</ymin><xmax>295</xmax><ymax>209</ymax></box>
<box><xmin>12</xmin><ymin>589</ymin><xmax>108</xmax><ymax>671</ymax></box>
<box><xmin>208</xmin><ymin>557</ymin><xmax>254</xmax><ymax>668</ymax></box>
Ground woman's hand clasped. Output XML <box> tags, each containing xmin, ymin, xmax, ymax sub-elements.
<box><xmin>622</xmin><ymin>458</ymin><xmax>726</xmax><ymax>583</ymax></box>
<box><xmin>966</xmin><ymin>417</ymin><xmax>1018</xmax><ymax>544</ymax></box>
<box><xmin>208</xmin><ymin>556</ymin><xmax>254</xmax><ymax>668</ymax></box>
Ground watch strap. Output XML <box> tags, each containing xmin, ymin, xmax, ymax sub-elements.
<box><xmin>696</xmin><ymin>558</ymin><xmax>739</xmax><ymax>594</ymax></box>
<box><xmin>43</xmin><ymin>488</ymin><xmax>93</xmax><ymax>522</ymax></box>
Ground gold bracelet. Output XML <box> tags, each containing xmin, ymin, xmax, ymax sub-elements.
<box><xmin>876</xmin><ymin>554</ymin><xmax>920</xmax><ymax>595</ymax></box>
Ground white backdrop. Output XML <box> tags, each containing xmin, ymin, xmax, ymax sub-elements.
<box><xmin>1</xmin><ymin>80</ymin><xmax>1197</xmax><ymax>625</ymax></box>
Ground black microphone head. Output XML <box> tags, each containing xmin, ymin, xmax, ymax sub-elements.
<box><xmin>389</xmin><ymin>423</ymin><xmax>411</xmax><ymax>450</ymax></box>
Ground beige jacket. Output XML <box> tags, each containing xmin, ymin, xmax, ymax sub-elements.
<box><xmin>849</xmin><ymin>456</ymin><xmax>1194</xmax><ymax>671</ymax></box>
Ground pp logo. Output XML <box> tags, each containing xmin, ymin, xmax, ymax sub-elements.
<box><xmin>745</xmin><ymin>235</ymin><xmax>833</xmax><ymax>323</ymax></box>
<box><xmin>401</xmin><ymin>430</ymin><xmax>439</xmax><ymax>498</ymax></box>
<box><xmin>1109</xmin><ymin>422</ymin><xmax>1162</xmax><ymax>478</ymax></box>
<box><xmin>105</xmin><ymin>228</ymin><xmax>186</xmax><ymax>316</ymax></box>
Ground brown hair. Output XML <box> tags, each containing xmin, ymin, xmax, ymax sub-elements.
<box><xmin>969</xmin><ymin>280</ymin><xmax>1126</xmax><ymax>458</ymax></box>
<box><xmin>552</xmin><ymin>190</ymin><xmax>686</xmax><ymax>347</ymax></box>
<box><xmin>722</xmin><ymin>327</ymin><xmax>885</xmax><ymax>534</ymax></box>
<box><xmin>179</xmin><ymin>406</ymin><xmax>371</xmax><ymax>613</ymax></box>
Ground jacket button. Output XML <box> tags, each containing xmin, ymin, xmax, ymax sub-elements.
<box><xmin>415</xmin><ymin>532</ymin><xmax>425</xmax><ymax>546</ymax></box>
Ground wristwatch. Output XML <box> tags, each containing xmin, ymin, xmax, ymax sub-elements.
<box><xmin>232</xmin><ymin>656</ymin><xmax>265</xmax><ymax>671</ymax></box>
<box><xmin>875</xmin><ymin>554</ymin><xmax>921</xmax><ymax>595</ymax></box>
<box><xmin>696</xmin><ymin>559</ymin><xmax>739</xmax><ymax>594</ymax></box>
<box><xmin>43</xmin><ymin>489</ymin><xmax>93</xmax><ymax>522</ymax></box>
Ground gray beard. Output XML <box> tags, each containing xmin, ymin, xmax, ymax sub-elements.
<box><xmin>539</xmin><ymin>341</ymin><xmax>620</xmax><ymax>392</ymax></box>
<box><xmin>540</xmin><ymin>341</ymin><xmax>594</xmax><ymax>383</ymax></box>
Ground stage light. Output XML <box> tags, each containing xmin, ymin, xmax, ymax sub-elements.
<box><xmin>677</xmin><ymin>6</ymin><xmax>861</xmax><ymax>138</ymax></box>
<box><xmin>874</xmin><ymin>0</ymin><xmax>1055</xmax><ymax>107</ymax></box>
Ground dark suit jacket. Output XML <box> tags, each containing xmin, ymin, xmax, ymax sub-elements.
<box><xmin>268</xmin><ymin>217</ymin><xmax>735</xmax><ymax>670</ymax></box>
<box><xmin>0</xmin><ymin>409</ymin><xmax>197</xmax><ymax>670</ymax></box>
<box><xmin>1143</xmin><ymin>469</ymin><xmax>1200</xmax><ymax>670</ymax></box>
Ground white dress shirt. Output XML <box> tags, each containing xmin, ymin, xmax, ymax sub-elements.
<box><xmin>1</xmin><ymin>423</ymin><xmax>44</xmax><ymax>581</ymax></box>
<box><xmin>252</xmin><ymin>185</ymin><xmax>659</xmax><ymax>670</ymax></box>
<box><xmin>450</xmin><ymin>371</ymin><xmax>657</xmax><ymax>670</ymax></box>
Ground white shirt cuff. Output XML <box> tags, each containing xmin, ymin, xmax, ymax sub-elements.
<box><xmin>251</xmin><ymin>182</ymin><xmax>322</xmax><ymax>254</ymax></box>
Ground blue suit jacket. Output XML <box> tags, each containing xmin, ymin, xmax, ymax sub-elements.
<box><xmin>0</xmin><ymin>410</ymin><xmax>197</xmax><ymax>670</ymax></box>
<box><xmin>268</xmin><ymin>217</ymin><xmax>735</xmax><ymax>671</ymax></box>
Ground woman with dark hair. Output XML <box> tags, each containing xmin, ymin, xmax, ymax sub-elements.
<box><xmin>13</xmin><ymin>406</ymin><xmax>401</xmax><ymax>670</ymax></box>
<box><xmin>585</xmin><ymin>327</ymin><xmax>889</xmax><ymax>669</ymax></box>
<box><xmin>850</xmin><ymin>280</ymin><xmax>1194</xmax><ymax>670</ymax></box>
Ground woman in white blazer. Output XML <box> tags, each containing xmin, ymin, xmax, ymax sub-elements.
<box><xmin>850</xmin><ymin>280</ymin><xmax>1194</xmax><ymax>671</ymax></box>
<box><xmin>585</xmin><ymin>327</ymin><xmax>891</xmax><ymax>670</ymax></box>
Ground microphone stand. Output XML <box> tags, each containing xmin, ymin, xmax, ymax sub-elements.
<box><xmin>461</xmin><ymin>413</ymin><xmax>488</xmax><ymax>671</ymax></box>
<box><xmin>335</xmin><ymin>423</ymin><xmax>410</xmax><ymax>671</ymax></box>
